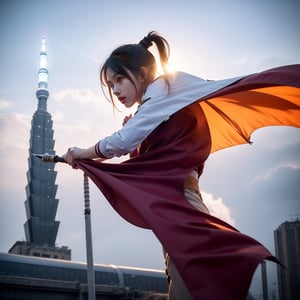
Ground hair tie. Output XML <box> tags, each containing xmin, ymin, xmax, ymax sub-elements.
<box><xmin>139</xmin><ymin>36</ymin><xmax>153</xmax><ymax>49</ymax></box>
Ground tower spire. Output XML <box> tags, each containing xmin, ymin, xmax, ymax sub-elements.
<box><xmin>36</xmin><ymin>33</ymin><xmax>49</xmax><ymax>111</ymax></box>
<box><xmin>9</xmin><ymin>33</ymin><xmax>71</xmax><ymax>260</ymax></box>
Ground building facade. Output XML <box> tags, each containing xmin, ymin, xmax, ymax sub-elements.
<box><xmin>274</xmin><ymin>219</ymin><xmax>300</xmax><ymax>300</ymax></box>
<box><xmin>0</xmin><ymin>253</ymin><xmax>168</xmax><ymax>300</ymax></box>
<box><xmin>9</xmin><ymin>241</ymin><xmax>71</xmax><ymax>260</ymax></box>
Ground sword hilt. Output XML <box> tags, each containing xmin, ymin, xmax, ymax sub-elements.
<box><xmin>32</xmin><ymin>153</ymin><xmax>65</xmax><ymax>163</ymax></box>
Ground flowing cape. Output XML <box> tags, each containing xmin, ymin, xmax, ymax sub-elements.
<box><xmin>76</xmin><ymin>65</ymin><xmax>300</xmax><ymax>299</ymax></box>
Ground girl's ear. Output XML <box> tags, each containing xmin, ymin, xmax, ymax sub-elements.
<box><xmin>139</xmin><ymin>67</ymin><xmax>149</xmax><ymax>82</ymax></box>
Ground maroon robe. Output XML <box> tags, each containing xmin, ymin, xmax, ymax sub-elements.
<box><xmin>76</xmin><ymin>65</ymin><xmax>300</xmax><ymax>299</ymax></box>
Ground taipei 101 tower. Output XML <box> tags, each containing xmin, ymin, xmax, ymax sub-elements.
<box><xmin>9</xmin><ymin>36</ymin><xmax>71</xmax><ymax>260</ymax></box>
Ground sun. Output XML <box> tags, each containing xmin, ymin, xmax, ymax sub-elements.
<box><xmin>166</xmin><ymin>59</ymin><xmax>178</xmax><ymax>74</ymax></box>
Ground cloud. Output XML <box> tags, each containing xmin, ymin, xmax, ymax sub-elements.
<box><xmin>250</xmin><ymin>165</ymin><xmax>300</xmax><ymax>205</ymax></box>
<box><xmin>51</xmin><ymin>110</ymin><xmax>64</xmax><ymax>122</ymax></box>
<box><xmin>234</xmin><ymin>164</ymin><xmax>300</xmax><ymax>250</ymax></box>
<box><xmin>0</xmin><ymin>98</ymin><xmax>12</xmax><ymax>110</ymax></box>
<box><xmin>202</xmin><ymin>192</ymin><xmax>236</xmax><ymax>226</ymax></box>
<box><xmin>52</xmin><ymin>88</ymin><xmax>101</xmax><ymax>105</ymax></box>
<box><xmin>55</xmin><ymin>119</ymin><xmax>95</xmax><ymax>134</ymax></box>
<box><xmin>0</xmin><ymin>112</ymin><xmax>30</xmax><ymax>251</ymax></box>
<box><xmin>0</xmin><ymin>112</ymin><xmax>30</xmax><ymax>149</ymax></box>
<box><xmin>0</xmin><ymin>112</ymin><xmax>29</xmax><ymax>192</ymax></box>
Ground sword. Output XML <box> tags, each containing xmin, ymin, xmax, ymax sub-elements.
<box><xmin>33</xmin><ymin>152</ymin><xmax>94</xmax><ymax>297</ymax></box>
<box><xmin>32</xmin><ymin>153</ymin><xmax>65</xmax><ymax>163</ymax></box>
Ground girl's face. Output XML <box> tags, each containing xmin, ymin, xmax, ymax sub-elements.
<box><xmin>106</xmin><ymin>68</ymin><xmax>145</xmax><ymax>108</ymax></box>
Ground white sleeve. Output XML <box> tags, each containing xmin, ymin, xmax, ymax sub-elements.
<box><xmin>97</xmin><ymin>72</ymin><xmax>243</xmax><ymax>158</ymax></box>
<box><xmin>98</xmin><ymin>77</ymin><xmax>170</xmax><ymax>158</ymax></box>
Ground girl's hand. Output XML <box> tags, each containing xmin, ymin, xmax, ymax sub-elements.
<box><xmin>122</xmin><ymin>114</ymin><xmax>132</xmax><ymax>126</ymax></box>
<box><xmin>62</xmin><ymin>147</ymin><xmax>84</xmax><ymax>168</ymax></box>
<box><xmin>62</xmin><ymin>145</ymin><xmax>103</xmax><ymax>168</ymax></box>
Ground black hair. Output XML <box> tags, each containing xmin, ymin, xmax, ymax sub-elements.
<box><xmin>100</xmin><ymin>31</ymin><xmax>170</xmax><ymax>104</ymax></box>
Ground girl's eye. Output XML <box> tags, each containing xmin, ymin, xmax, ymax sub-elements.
<box><xmin>116</xmin><ymin>76</ymin><xmax>123</xmax><ymax>84</ymax></box>
<box><xmin>107</xmin><ymin>75</ymin><xmax>123</xmax><ymax>89</ymax></box>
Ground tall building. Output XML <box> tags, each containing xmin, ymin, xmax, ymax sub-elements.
<box><xmin>9</xmin><ymin>36</ymin><xmax>70</xmax><ymax>260</ymax></box>
<box><xmin>274</xmin><ymin>219</ymin><xmax>300</xmax><ymax>300</ymax></box>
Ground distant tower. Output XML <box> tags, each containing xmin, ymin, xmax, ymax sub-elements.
<box><xmin>9</xmin><ymin>35</ymin><xmax>70</xmax><ymax>260</ymax></box>
<box><xmin>274</xmin><ymin>219</ymin><xmax>300</xmax><ymax>300</ymax></box>
<box><xmin>24</xmin><ymin>35</ymin><xmax>59</xmax><ymax>246</ymax></box>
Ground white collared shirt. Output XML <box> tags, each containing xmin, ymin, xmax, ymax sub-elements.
<box><xmin>98</xmin><ymin>71</ymin><xmax>242</xmax><ymax>158</ymax></box>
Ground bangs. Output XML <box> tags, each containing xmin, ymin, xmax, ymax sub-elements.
<box><xmin>101</xmin><ymin>57</ymin><xmax>123</xmax><ymax>85</ymax></box>
<box><xmin>101</xmin><ymin>55</ymin><xmax>139</xmax><ymax>86</ymax></box>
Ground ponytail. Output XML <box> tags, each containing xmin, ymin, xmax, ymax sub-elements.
<box><xmin>139</xmin><ymin>31</ymin><xmax>170</xmax><ymax>75</ymax></box>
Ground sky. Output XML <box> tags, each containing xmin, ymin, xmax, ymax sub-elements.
<box><xmin>1</xmin><ymin>0</ymin><xmax>299</xmax><ymax>297</ymax></box>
